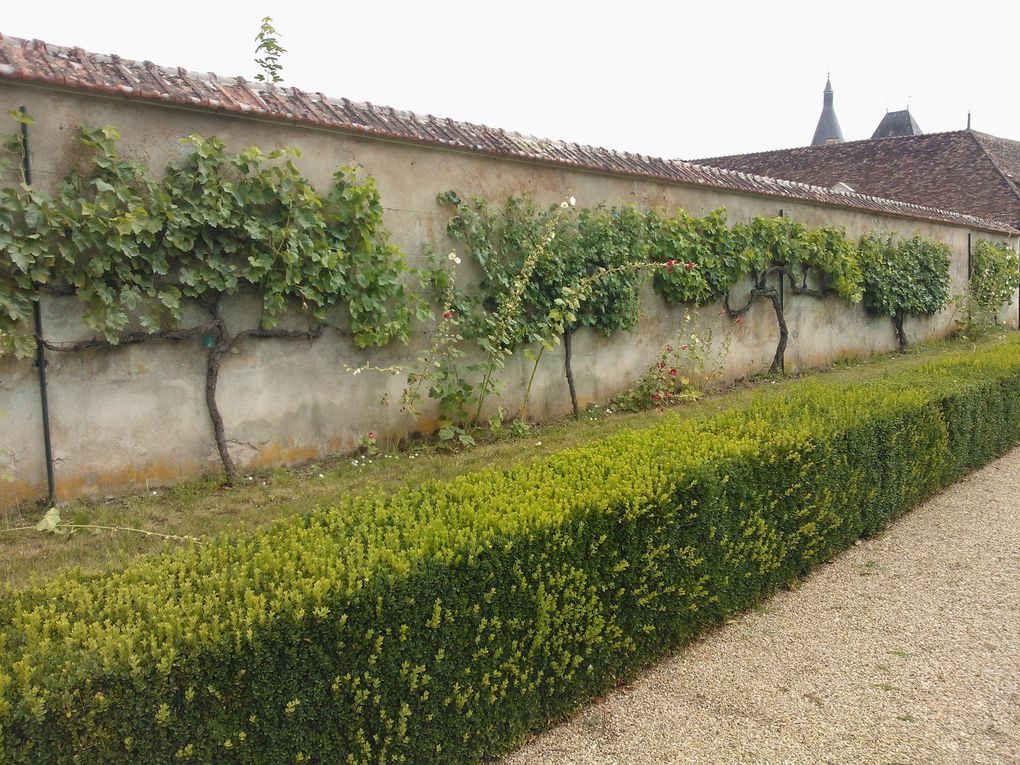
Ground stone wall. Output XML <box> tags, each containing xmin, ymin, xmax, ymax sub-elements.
<box><xmin>1</xmin><ymin>80</ymin><xmax>1017</xmax><ymax>509</ymax></box>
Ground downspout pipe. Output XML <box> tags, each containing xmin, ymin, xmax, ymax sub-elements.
<box><xmin>967</xmin><ymin>233</ymin><xmax>972</xmax><ymax>279</ymax></box>
<box><xmin>777</xmin><ymin>209</ymin><xmax>785</xmax><ymax>312</ymax></box>
<box><xmin>21</xmin><ymin>106</ymin><xmax>56</xmax><ymax>505</ymax></box>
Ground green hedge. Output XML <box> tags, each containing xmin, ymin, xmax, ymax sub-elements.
<box><xmin>3</xmin><ymin>339</ymin><xmax>1020</xmax><ymax>764</ymax></box>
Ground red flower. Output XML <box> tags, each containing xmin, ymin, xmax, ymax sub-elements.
<box><xmin>652</xmin><ymin>393</ymin><xmax>661</xmax><ymax>401</ymax></box>
<box><xmin>735</xmin><ymin>315</ymin><xmax>744</xmax><ymax>324</ymax></box>
<box><xmin>368</xmin><ymin>431</ymin><xmax>375</xmax><ymax>440</ymax></box>
<box><xmin>665</xmin><ymin>344</ymin><xmax>673</xmax><ymax>352</ymax></box>
<box><xmin>669</xmin><ymin>368</ymin><xmax>678</xmax><ymax>377</ymax></box>
<box><xmin>658</xmin><ymin>360</ymin><xmax>666</xmax><ymax>370</ymax></box>
<box><xmin>666</xmin><ymin>259</ymin><xmax>675</xmax><ymax>273</ymax></box>
<box><xmin>443</xmin><ymin>310</ymin><xmax>454</xmax><ymax>320</ymax></box>
<box><xmin>680</xmin><ymin>343</ymin><xmax>689</xmax><ymax>351</ymax></box>
<box><xmin>685</xmin><ymin>262</ymin><xmax>695</xmax><ymax>270</ymax></box>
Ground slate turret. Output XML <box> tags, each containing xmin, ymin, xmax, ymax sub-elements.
<box><xmin>811</xmin><ymin>75</ymin><xmax>845</xmax><ymax>146</ymax></box>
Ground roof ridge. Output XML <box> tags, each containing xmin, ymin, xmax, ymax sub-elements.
<box><xmin>0</xmin><ymin>32</ymin><xmax>1015</xmax><ymax>235</ymax></box>
<box><xmin>695</xmin><ymin>129</ymin><xmax>974</xmax><ymax>165</ymax></box>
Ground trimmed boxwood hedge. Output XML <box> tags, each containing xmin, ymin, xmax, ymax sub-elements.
<box><xmin>3</xmin><ymin>338</ymin><xmax>1020</xmax><ymax>764</ymax></box>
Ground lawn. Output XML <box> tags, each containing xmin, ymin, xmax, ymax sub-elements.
<box><xmin>0</xmin><ymin>334</ymin><xmax>1003</xmax><ymax>589</ymax></box>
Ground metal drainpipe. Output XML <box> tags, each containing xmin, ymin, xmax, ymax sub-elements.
<box><xmin>21</xmin><ymin>106</ymin><xmax>56</xmax><ymax>505</ymax></box>
<box><xmin>778</xmin><ymin>209</ymin><xmax>785</xmax><ymax>311</ymax></box>
<box><xmin>967</xmin><ymin>233</ymin><xmax>972</xmax><ymax>279</ymax></box>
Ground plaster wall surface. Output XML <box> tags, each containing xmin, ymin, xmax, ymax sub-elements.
<box><xmin>1</xmin><ymin>82</ymin><xmax>1017</xmax><ymax>508</ymax></box>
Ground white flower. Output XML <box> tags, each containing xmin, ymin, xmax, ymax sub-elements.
<box><xmin>569</xmin><ymin>196</ymin><xmax>576</xmax><ymax>207</ymax></box>
<box><xmin>448</xmin><ymin>251</ymin><xmax>458</xmax><ymax>262</ymax></box>
<box><xmin>549</xmin><ymin>231</ymin><xmax>556</xmax><ymax>240</ymax></box>
<box><xmin>353</xmin><ymin>367</ymin><xmax>362</xmax><ymax>376</ymax></box>
<box><xmin>560</xmin><ymin>201</ymin><xmax>569</xmax><ymax>209</ymax></box>
<box><xmin>318</xmin><ymin>473</ymin><xmax>325</xmax><ymax>478</ymax></box>
<box><xmin>455</xmin><ymin>256</ymin><xmax>462</xmax><ymax>264</ymax></box>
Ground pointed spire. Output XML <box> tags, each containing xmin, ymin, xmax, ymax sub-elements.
<box><xmin>812</xmin><ymin>75</ymin><xmax>845</xmax><ymax>146</ymax></box>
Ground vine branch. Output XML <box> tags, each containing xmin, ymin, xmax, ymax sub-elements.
<box><xmin>1</xmin><ymin>522</ymin><xmax>203</xmax><ymax>544</ymax></box>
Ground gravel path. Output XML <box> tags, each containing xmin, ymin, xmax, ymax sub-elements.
<box><xmin>504</xmin><ymin>447</ymin><xmax>1020</xmax><ymax>765</ymax></box>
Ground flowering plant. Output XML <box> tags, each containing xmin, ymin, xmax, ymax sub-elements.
<box><xmin>358</xmin><ymin>431</ymin><xmax>379</xmax><ymax>456</ymax></box>
<box><xmin>612</xmin><ymin>313</ymin><xmax>731</xmax><ymax>412</ymax></box>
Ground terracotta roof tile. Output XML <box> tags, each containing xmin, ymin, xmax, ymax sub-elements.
<box><xmin>697</xmin><ymin>131</ymin><xmax>1020</xmax><ymax>229</ymax></box>
<box><xmin>974</xmin><ymin>132</ymin><xmax>1020</xmax><ymax>193</ymax></box>
<box><xmin>0</xmin><ymin>33</ymin><xmax>1015</xmax><ymax>235</ymax></box>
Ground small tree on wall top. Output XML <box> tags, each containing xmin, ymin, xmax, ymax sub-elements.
<box><xmin>0</xmin><ymin>116</ymin><xmax>420</xmax><ymax>482</ymax></box>
<box><xmin>254</xmin><ymin>16</ymin><xmax>286</xmax><ymax>84</ymax></box>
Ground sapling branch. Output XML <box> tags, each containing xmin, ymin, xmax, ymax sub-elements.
<box><xmin>519</xmin><ymin>261</ymin><xmax>673</xmax><ymax>422</ymax></box>
<box><xmin>518</xmin><ymin>345</ymin><xmax>545</xmax><ymax>424</ymax></box>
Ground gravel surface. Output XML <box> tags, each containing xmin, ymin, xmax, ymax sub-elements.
<box><xmin>503</xmin><ymin>448</ymin><xmax>1020</xmax><ymax>765</ymax></box>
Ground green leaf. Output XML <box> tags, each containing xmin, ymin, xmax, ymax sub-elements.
<box><xmin>35</xmin><ymin>507</ymin><xmax>61</xmax><ymax>533</ymax></box>
<box><xmin>8</xmin><ymin>109</ymin><xmax>34</xmax><ymax>126</ymax></box>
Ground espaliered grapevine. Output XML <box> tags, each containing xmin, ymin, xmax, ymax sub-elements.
<box><xmin>0</xmin><ymin>117</ymin><xmax>421</xmax><ymax>480</ymax></box>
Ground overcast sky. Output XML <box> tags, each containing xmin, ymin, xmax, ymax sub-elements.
<box><xmin>4</xmin><ymin>1</ymin><xmax>1018</xmax><ymax>161</ymax></box>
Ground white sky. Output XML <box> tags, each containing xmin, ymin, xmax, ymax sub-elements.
<box><xmin>4</xmin><ymin>1</ymin><xmax>1018</xmax><ymax>161</ymax></box>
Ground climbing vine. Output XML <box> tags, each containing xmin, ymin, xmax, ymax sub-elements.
<box><xmin>2</xmin><ymin>110</ymin><xmax>975</xmax><ymax>480</ymax></box>
<box><xmin>0</xmin><ymin>115</ymin><xmax>420</xmax><ymax>481</ymax></box>
<box><xmin>963</xmin><ymin>238</ymin><xmax>1020</xmax><ymax>329</ymax></box>
<box><xmin>442</xmin><ymin>192</ymin><xmax>651</xmax><ymax>418</ymax></box>
<box><xmin>722</xmin><ymin>216</ymin><xmax>863</xmax><ymax>372</ymax></box>
<box><xmin>648</xmin><ymin>207</ymin><xmax>741</xmax><ymax>305</ymax></box>
<box><xmin>408</xmin><ymin>194</ymin><xmax>962</xmax><ymax>434</ymax></box>
<box><xmin>858</xmin><ymin>233</ymin><xmax>951</xmax><ymax>350</ymax></box>
<box><xmin>651</xmin><ymin>210</ymin><xmax>863</xmax><ymax>372</ymax></box>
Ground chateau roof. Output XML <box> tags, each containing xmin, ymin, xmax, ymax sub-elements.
<box><xmin>872</xmin><ymin>109</ymin><xmax>923</xmax><ymax>139</ymax></box>
<box><xmin>697</xmin><ymin>130</ymin><xmax>1020</xmax><ymax>229</ymax></box>
<box><xmin>0</xmin><ymin>34</ymin><xmax>1015</xmax><ymax>235</ymax></box>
